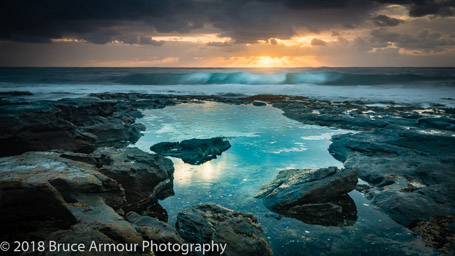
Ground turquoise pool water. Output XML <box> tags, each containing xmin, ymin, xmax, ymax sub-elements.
<box><xmin>133</xmin><ymin>102</ymin><xmax>436</xmax><ymax>256</ymax></box>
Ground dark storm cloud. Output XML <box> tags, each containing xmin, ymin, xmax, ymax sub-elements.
<box><xmin>370</xmin><ymin>28</ymin><xmax>455</xmax><ymax>52</ymax></box>
<box><xmin>0</xmin><ymin>0</ymin><xmax>203</xmax><ymax>43</ymax></box>
<box><xmin>374</xmin><ymin>0</ymin><xmax>455</xmax><ymax>17</ymax></box>
<box><xmin>260</xmin><ymin>0</ymin><xmax>353</xmax><ymax>9</ymax></box>
<box><xmin>0</xmin><ymin>0</ymin><xmax>453</xmax><ymax>45</ymax></box>
<box><xmin>372</xmin><ymin>15</ymin><xmax>404</xmax><ymax>27</ymax></box>
<box><xmin>205</xmin><ymin>0</ymin><xmax>378</xmax><ymax>43</ymax></box>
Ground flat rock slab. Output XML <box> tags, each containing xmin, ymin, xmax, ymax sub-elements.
<box><xmin>329</xmin><ymin>129</ymin><xmax>455</xmax><ymax>227</ymax></box>
<box><xmin>256</xmin><ymin>167</ymin><xmax>358</xmax><ymax>211</ymax></box>
<box><xmin>150</xmin><ymin>137</ymin><xmax>231</xmax><ymax>165</ymax></box>
<box><xmin>176</xmin><ymin>203</ymin><xmax>273</xmax><ymax>256</ymax></box>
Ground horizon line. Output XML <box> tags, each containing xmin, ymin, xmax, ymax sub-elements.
<box><xmin>0</xmin><ymin>66</ymin><xmax>455</xmax><ymax>68</ymax></box>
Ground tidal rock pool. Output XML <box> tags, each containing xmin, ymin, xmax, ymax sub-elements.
<box><xmin>133</xmin><ymin>102</ymin><xmax>436</xmax><ymax>256</ymax></box>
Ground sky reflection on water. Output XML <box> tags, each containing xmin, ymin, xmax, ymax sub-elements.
<box><xmin>133</xmin><ymin>102</ymin><xmax>436</xmax><ymax>256</ymax></box>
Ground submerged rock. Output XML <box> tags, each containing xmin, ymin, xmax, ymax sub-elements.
<box><xmin>410</xmin><ymin>215</ymin><xmax>455</xmax><ymax>253</ymax></box>
<box><xmin>176</xmin><ymin>203</ymin><xmax>273</xmax><ymax>256</ymax></box>
<box><xmin>150</xmin><ymin>137</ymin><xmax>231</xmax><ymax>165</ymax></box>
<box><xmin>256</xmin><ymin>167</ymin><xmax>358</xmax><ymax>210</ymax></box>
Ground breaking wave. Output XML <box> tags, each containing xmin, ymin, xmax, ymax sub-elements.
<box><xmin>114</xmin><ymin>71</ymin><xmax>455</xmax><ymax>86</ymax></box>
<box><xmin>0</xmin><ymin>67</ymin><xmax>454</xmax><ymax>86</ymax></box>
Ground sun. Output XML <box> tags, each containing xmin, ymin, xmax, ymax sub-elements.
<box><xmin>196</xmin><ymin>56</ymin><xmax>319</xmax><ymax>68</ymax></box>
<box><xmin>252</xmin><ymin>56</ymin><xmax>291</xmax><ymax>67</ymax></box>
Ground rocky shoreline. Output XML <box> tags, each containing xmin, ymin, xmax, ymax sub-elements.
<box><xmin>1</xmin><ymin>92</ymin><xmax>454</xmax><ymax>254</ymax></box>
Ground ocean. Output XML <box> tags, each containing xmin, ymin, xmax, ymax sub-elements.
<box><xmin>1</xmin><ymin>67</ymin><xmax>454</xmax><ymax>106</ymax></box>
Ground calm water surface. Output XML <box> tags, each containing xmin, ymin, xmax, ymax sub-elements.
<box><xmin>133</xmin><ymin>102</ymin><xmax>436</xmax><ymax>256</ymax></box>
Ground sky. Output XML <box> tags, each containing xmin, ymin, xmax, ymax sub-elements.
<box><xmin>0</xmin><ymin>0</ymin><xmax>454</xmax><ymax>67</ymax></box>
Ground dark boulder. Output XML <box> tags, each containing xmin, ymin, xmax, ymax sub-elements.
<box><xmin>94</xmin><ymin>147</ymin><xmax>174</xmax><ymax>221</ymax></box>
<box><xmin>94</xmin><ymin>147</ymin><xmax>174</xmax><ymax>202</ymax></box>
<box><xmin>176</xmin><ymin>203</ymin><xmax>273</xmax><ymax>256</ymax></box>
<box><xmin>256</xmin><ymin>167</ymin><xmax>358</xmax><ymax>210</ymax></box>
<box><xmin>151</xmin><ymin>137</ymin><xmax>231</xmax><ymax>165</ymax></box>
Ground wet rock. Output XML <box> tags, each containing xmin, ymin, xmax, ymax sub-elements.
<box><xmin>94</xmin><ymin>147</ymin><xmax>174</xmax><ymax>202</ymax></box>
<box><xmin>0</xmin><ymin>182</ymin><xmax>77</xmax><ymax>242</ymax></box>
<box><xmin>176</xmin><ymin>203</ymin><xmax>273</xmax><ymax>256</ymax></box>
<box><xmin>252</xmin><ymin>101</ymin><xmax>266</xmax><ymax>106</ymax></box>
<box><xmin>0</xmin><ymin>151</ymin><xmax>144</xmax><ymax>244</ymax></box>
<box><xmin>410</xmin><ymin>215</ymin><xmax>455</xmax><ymax>253</ymax></box>
<box><xmin>0</xmin><ymin>151</ymin><xmax>126</xmax><ymax>208</ymax></box>
<box><xmin>150</xmin><ymin>137</ymin><xmax>231</xmax><ymax>165</ymax></box>
<box><xmin>127</xmin><ymin>212</ymin><xmax>186</xmax><ymax>247</ymax></box>
<box><xmin>91</xmin><ymin>92</ymin><xmax>179</xmax><ymax>110</ymax></box>
<box><xmin>68</xmin><ymin>194</ymin><xmax>142</xmax><ymax>244</ymax></box>
<box><xmin>53</xmin><ymin>98</ymin><xmax>145</xmax><ymax>148</ymax></box>
<box><xmin>82</xmin><ymin>118</ymin><xmax>143</xmax><ymax>148</ymax></box>
<box><xmin>355</xmin><ymin>184</ymin><xmax>371</xmax><ymax>192</ymax></box>
<box><xmin>0</xmin><ymin>101</ymin><xmax>96</xmax><ymax>156</ymax></box>
<box><xmin>329</xmin><ymin>129</ymin><xmax>455</xmax><ymax>227</ymax></box>
<box><xmin>363</xmin><ymin>175</ymin><xmax>454</xmax><ymax>227</ymax></box>
<box><xmin>0</xmin><ymin>97</ymin><xmax>145</xmax><ymax>157</ymax></box>
<box><xmin>243</xmin><ymin>94</ymin><xmax>289</xmax><ymax>102</ymax></box>
<box><xmin>256</xmin><ymin>167</ymin><xmax>358</xmax><ymax>210</ymax></box>
<box><xmin>93</xmin><ymin>147</ymin><xmax>174</xmax><ymax>221</ymax></box>
<box><xmin>418</xmin><ymin>116</ymin><xmax>455</xmax><ymax>131</ymax></box>
<box><xmin>279</xmin><ymin>106</ymin><xmax>389</xmax><ymax>130</ymax></box>
<box><xmin>59</xmin><ymin>151</ymin><xmax>97</xmax><ymax>165</ymax></box>
<box><xmin>0</xmin><ymin>91</ymin><xmax>33</xmax><ymax>96</ymax></box>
